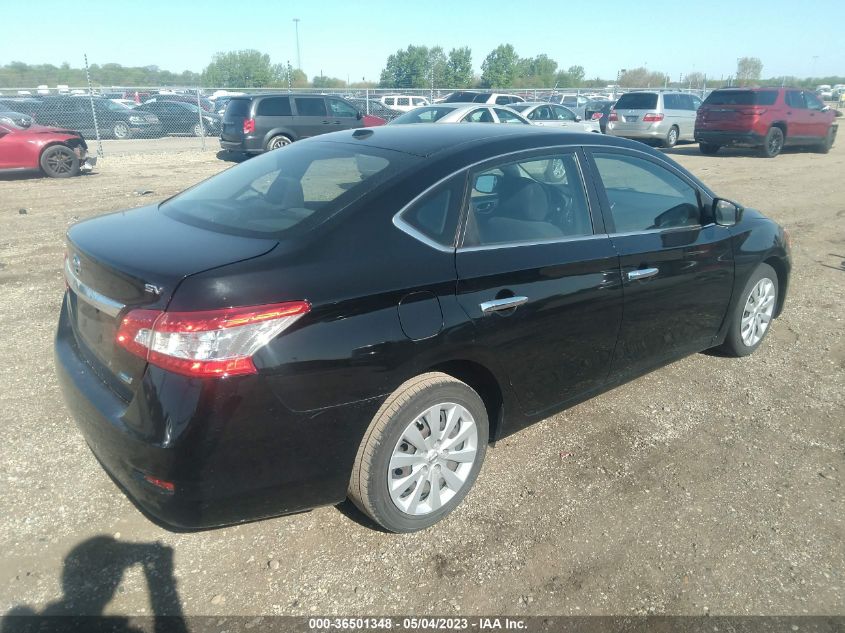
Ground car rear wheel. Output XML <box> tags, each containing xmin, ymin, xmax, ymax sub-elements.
<box><xmin>192</xmin><ymin>123</ymin><xmax>205</xmax><ymax>137</ymax></box>
<box><xmin>112</xmin><ymin>122</ymin><xmax>131</xmax><ymax>140</ymax></box>
<box><xmin>663</xmin><ymin>126</ymin><xmax>679</xmax><ymax>148</ymax></box>
<box><xmin>40</xmin><ymin>145</ymin><xmax>79</xmax><ymax>178</ymax></box>
<box><xmin>719</xmin><ymin>263</ymin><xmax>778</xmax><ymax>357</ymax></box>
<box><xmin>760</xmin><ymin>127</ymin><xmax>784</xmax><ymax>158</ymax></box>
<box><xmin>699</xmin><ymin>142</ymin><xmax>720</xmax><ymax>155</ymax></box>
<box><xmin>267</xmin><ymin>135</ymin><xmax>292</xmax><ymax>151</ymax></box>
<box><xmin>348</xmin><ymin>372</ymin><xmax>488</xmax><ymax>533</ymax></box>
<box><xmin>816</xmin><ymin>126</ymin><xmax>836</xmax><ymax>154</ymax></box>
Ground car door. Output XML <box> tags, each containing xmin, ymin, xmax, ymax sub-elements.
<box><xmin>584</xmin><ymin>148</ymin><xmax>734</xmax><ymax>381</ymax></box>
<box><xmin>326</xmin><ymin>97</ymin><xmax>363</xmax><ymax>131</ymax></box>
<box><xmin>802</xmin><ymin>91</ymin><xmax>831</xmax><ymax>137</ymax></box>
<box><xmin>460</xmin><ymin>108</ymin><xmax>495</xmax><ymax>123</ymax></box>
<box><xmin>551</xmin><ymin>105</ymin><xmax>578</xmax><ymax>128</ymax></box>
<box><xmin>292</xmin><ymin>97</ymin><xmax>330</xmax><ymax>138</ymax></box>
<box><xmin>662</xmin><ymin>94</ymin><xmax>684</xmax><ymax>137</ymax></box>
<box><xmin>455</xmin><ymin>149</ymin><xmax>623</xmax><ymax>416</ymax></box>
<box><xmin>784</xmin><ymin>90</ymin><xmax>810</xmax><ymax>139</ymax></box>
<box><xmin>527</xmin><ymin>105</ymin><xmax>556</xmax><ymax>127</ymax></box>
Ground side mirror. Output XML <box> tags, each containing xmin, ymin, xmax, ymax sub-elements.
<box><xmin>821</xmin><ymin>105</ymin><xmax>831</xmax><ymax>113</ymax></box>
<box><xmin>474</xmin><ymin>174</ymin><xmax>500</xmax><ymax>194</ymax></box>
<box><xmin>713</xmin><ymin>198</ymin><xmax>743</xmax><ymax>226</ymax></box>
<box><xmin>574</xmin><ymin>115</ymin><xmax>582</xmax><ymax>122</ymax></box>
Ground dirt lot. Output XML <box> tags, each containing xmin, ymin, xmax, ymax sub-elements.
<box><xmin>0</xmin><ymin>137</ymin><xmax>842</xmax><ymax>619</ymax></box>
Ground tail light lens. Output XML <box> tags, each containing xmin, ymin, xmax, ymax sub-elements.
<box><xmin>591</xmin><ymin>112</ymin><xmax>603</xmax><ymax>120</ymax></box>
<box><xmin>608</xmin><ymin>110</ymin><xmax>618</xmax><ymax>122</ymax></box>
<box><xmin>243</xmin><ymin>118</ymin><xmax>255</xmax><ymax>134</ymax></box>
<box><xmin>116</xmin><ymin>301</ymin><xmax>310</xmax><ymax>378</ymax></box>
<box><xmin>740</xmin><ymin>108</ymin><xmax>767</xmax><ymax>116</ymax></box>
<box><xmin>642</xmin><ymin>113</ymin><xmax>664</xmax><ymax>122</ymax></box>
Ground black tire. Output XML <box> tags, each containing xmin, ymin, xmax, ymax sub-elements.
<box><xmin>39</xmin><ymin>145</ymin><xmax>79</xmax><ymax>178</ymax></box>
<box><xmin>699</xmin><ymin>142</ymin><xmax>720</xmax><ymax>155</ymax></box>
<box><xmin>719</xmin><ymin>263</ymin><xmax>779</xmax><ymax>357</ymax></box>
<box><xmin>112</xmin><ymin>121</ymin><xmax>131</xmax><ymax>140</ymax></box>
<box><xmin>348</xmin><ymin>372</ymin><xmax>489</xmax><ymax>533</ymax></box>
<box><xmin>760</xmin><ymin>127</ymin><xmax>784</xmax><ymax>158</ymax></box>
<box><xmin>266</xmin><ymin>135</ymin><xmax>292</xmax><ymax>151</ymax></box>
<box><xmin>816</xmin><ymin>126</ymin><xmax>836</xmax><ymax>154</ymax></box>
<box><xmin>663</xmin><ymin>125</ymin><xmax>679</xmax><ymax>148</ymax></box>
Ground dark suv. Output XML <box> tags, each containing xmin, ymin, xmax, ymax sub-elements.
<box><xmin>695</xmin><ymin>88</ymin><xmax>838</xmax><ymax>157</ymax></box>
<box><xmin>24</xmin><ymin>96</ymin><xmax>162</xmax><ymax>139</ymax></box>
<box><xmin>220</xmin><ymin>93</ymin><xmax>365</xmax><ymax>154</ymax></box>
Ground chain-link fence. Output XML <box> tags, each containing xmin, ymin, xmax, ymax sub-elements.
<box><xmin>0</xmin><ymin>85</ymin><xmax>719</xmax><ymax>155</ymax></box>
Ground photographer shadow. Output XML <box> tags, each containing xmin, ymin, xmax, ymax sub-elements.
<box><xmin>3</xmin><ymin>535</ymin><xmax>187</xmax><ymax>633</ymax></box>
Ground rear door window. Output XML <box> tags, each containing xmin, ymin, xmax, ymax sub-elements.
<box><xmin>256</xmin><ymin>97</ymin><xmax>292</xmax><ymax>116</ymax></box>
<box><xmin>493</xmin><ymin>108</ymin><xmax>524</xmax><ymax>124</ymax></box>
<box><xmin>552</xmin><ymin>106</ymin><xmax>576</xmax><ymax>121</ymax></box>
<box><xmin>294</xmin><ymin>97</ymin><xmax>327</xmax><ymax>117</ymax></box>
<box><xmin>615</xmin><ymin>93</ymin><xmax>659</xmax><ymax>110</ymax></box>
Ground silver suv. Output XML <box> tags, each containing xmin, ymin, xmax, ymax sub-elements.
<box><xmin>608</xmin><ymin>91</ymin><xmax>702</xmax><ymax>147</ymax></box>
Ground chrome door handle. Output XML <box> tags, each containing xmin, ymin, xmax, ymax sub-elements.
<box><xmin>479</xmin><ymin>296</ymin><xmax>529</xmax><ymax>314</ymax></box>
<box><xmin>627</xmin><ymin>267</ymin><xmax>659</xmax><ymax>281</ymax></box>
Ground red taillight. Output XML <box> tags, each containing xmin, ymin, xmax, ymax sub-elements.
<box><xmin>608</xmin><ymin>110</ymin><xmax>618</xmax><ymax>122</ymax></box>
<box><xmin>642</xmin><ymin>113</ymin><xmax>664</xmax><ymax>122</ymax></box>
<box><xmin>591</xmin><ymin>112</ymin><xmax>603</xmax><ymax>120</ymax></box>
<box><xmin>116</xmin><ymin>301</ymin><xmax>310</xmax><ymax>378</ymax></box>
<box><xmin>243</xmin><ymin>118</ymin><xmax>255</xmax><ymax>134</ymax></box>
<box><xmin>144</xmin><ymin>475</ymin><xmax>175</xmax><ymax>493</ymax></box>
<box><xmin>740</xmin><ymin>108</ymin><xmax>767</xmax><ymax>116</ymax></box>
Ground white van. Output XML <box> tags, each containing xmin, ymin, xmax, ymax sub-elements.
<box><xmin>380</xmin><ymin>95</ymin><xmax>430</xmax><ymax>112</ymax></box>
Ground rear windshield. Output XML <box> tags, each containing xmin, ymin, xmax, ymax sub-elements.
<box><xmin>615</xmin><ymin>93</ymin><xmax>659</xmax><ymax>109</ymax></box>
<box><xmin>224</xmin><ymin>98</ymin><xmax>252</xmax><ymax>120</ymax></box>
<box><xmin>161</xmin><ymin>142</ymin><xmax>417</xmax><ymax>238</ymax></box>
<box><xmin>703</xmin><ymin>90</ymin><xmax>778</xmax><ymax>106</ymax></box>
<box><xmin>390</xmin><ymin>107</ymin><xmax>456</xmax><ymax>123</ymax></box>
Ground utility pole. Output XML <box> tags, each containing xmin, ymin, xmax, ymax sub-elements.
<box><xmin>293</xmin><ymin>18</ymin><xmax>302</xmax><ymax>70</ymax></box>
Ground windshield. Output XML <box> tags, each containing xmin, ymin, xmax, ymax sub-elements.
<box><xmin>615</xmin><ymin>93</ymin><xmax>659</xmax><ymax>109</ymax></box>
<box><xmin>704</xmin><ymin>90</ymin><xmax>778</xmax><ymax>106</ymax></box>
<box><xmin>224</xmin><ymin>98</ymin><xmax>251</xmax><ymax>120</ymax></box>
<box><xmin>390</xmin><ymin>107</ymin><xmax>457</xmax><ymax>124</ymax></box>
<box><xmin>161</xmin><ymin>141</ymin><xmax>417</xmax><ymax>238</ymax></box>
<box><xmin>0</xmin><ymin>112</ymin><xmax>32</xmax><ymax>128</ymax></box>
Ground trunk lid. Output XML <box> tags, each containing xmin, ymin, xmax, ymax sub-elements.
<box><xmin>221</xmin><ymin>97</ymin><xmax>252</xmax><ymax>143</ymax></box>
<box><xmin>64</xmin><ymin>204</ymin><xmax>277</xmax><ymax>398</ymax></box>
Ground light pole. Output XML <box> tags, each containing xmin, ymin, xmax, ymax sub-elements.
<box><xmin>293</xmin><ymin>18</ymin><xmax>302</xmax><ymax>70</ymax></box>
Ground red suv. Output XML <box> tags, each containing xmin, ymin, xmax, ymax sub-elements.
<box><xmin>695</xmin><ymin>88</ymin><xmax>838</xmax><ymax>157</ymax></box>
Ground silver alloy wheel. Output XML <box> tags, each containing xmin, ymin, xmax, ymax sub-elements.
<box><xmin>667</xmin><ymin>127</ymin><xmax>678</xmax><ymax>146</ymax></box>
<box><xmin>270</xmin><ymin>136</ymin><xmax>290</xmax><ymax>149</ymax></box>
<box><xmin>740</xmin><ymin>277</ymin><xmax>776</xmax><ymax>346</ymax></box>
<box><xmin>113</xmin><ymin>122</ymin><xmax>129</xmax><ymax>139</ymax></box>
<box><xmin>193</xmin><ymin>123</ymin><xmax>204</xmax><ymax>136</ymax></box>
<box><xmin>387</xmin><ymin>402</ymin><xmax>478</xmax><ymax>516</ymax></box>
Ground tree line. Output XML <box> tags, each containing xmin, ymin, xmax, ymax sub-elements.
<box><xmin>2</xmin><ymin>52</ymin><xmax>842</xmax><ymax>92</ymax></box>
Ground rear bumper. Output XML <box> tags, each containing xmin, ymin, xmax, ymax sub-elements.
<box><xmin>694</xmin><ymin>131</ymin><xmax>764</xmax><ymax>147</ymax></box>
<box><xmin>609</xmin><ymin>122</ymin><xmax>667</xmax><ymax>140</ymax></box>
<box><xmin>54</xmin><ymin>294</ymin><xmax>380</xmax><ymax>529</ymax></box>
<box><xmin>220</xmin><ymin>136</ymin><xmax>264</xmax><ymax>154</ymax></box>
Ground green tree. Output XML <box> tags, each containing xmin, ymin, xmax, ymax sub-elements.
<box><xmin>736</xmin><ymin>57</ymin><xmax>763</xmax><ymax>86</ymax></box>
<box><xmin>379</xmin><ymin>45</ymin><xmax>440</xmax><ymax>88</ymax></box>
<box><xmin>481</xmin><ymin>44</ymin><xmax>519</xmax><ymax>88</ymax></box>
<box><xmin>619</xmin><ymin>67</ymin><xmax>669</xmax><ymax>88</ymax></box>
<box><xmin>515</xmin><ymin>54</ymin><xmax>558</xmax><ymax>87</ymax></box>
<box><xmin>202</xmin><ymin>50</ymin><xmax>279</xmax><ymax>88</ymax></box>
<box><xmin>566</xmin><ymin>65</ymin><xmax>585</xmax><ymax>87</ymax></box>
<box><xmin>444</xmin><ymin>47</ymin><xmax>473</xmax><ymax>88</ymax></box>
<box><xmin>313</xmin><ymin>75</ymin><xmax>346</xmax><ymax>89</ymax></box>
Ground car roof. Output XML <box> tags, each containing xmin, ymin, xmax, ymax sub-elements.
<box><xmin>310</xmin><ymin>122</ymin><xmax>633</xmax><ymax>158</ymax></box>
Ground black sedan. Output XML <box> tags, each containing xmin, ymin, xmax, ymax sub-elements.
<box><xmin>55</xmin><ymin>125</ymin><xmax>790</xmax><ymax>533</ymax></box>
<box><xmin>135</xmin><ymin>100</ymin><xmax>221</xmax><ymax>136</ymax></box>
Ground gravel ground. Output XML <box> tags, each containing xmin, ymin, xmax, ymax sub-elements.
<box><xmin>0</xmin><ymin>138</ymin><xmax>842</xmax><ymax>619</ymax></box>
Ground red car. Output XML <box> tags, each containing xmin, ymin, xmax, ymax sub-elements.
<box><xmin>0</xmin><ymin>121</ymin><xmax>96</xmax><ymax>178</ymax></box>
<box><xmin>695</xmin><ymin>87</ymin><xmax>838</xmax><ymax>157</ymax></box>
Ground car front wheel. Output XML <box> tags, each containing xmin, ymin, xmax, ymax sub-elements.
<box><xmin>348</xmin><ymin>373</ymin><xmax>489</xmax><ymax>533</ymax></box>
<box><xmin>816</xmin><ymin>126</ymin><xmax>836</xmax><ymax>154</ymax></box>
<box><xmin>40</xmin><ymin>145</ymin><xmax>80</xmax><ymax>178</ymax></box>
<box><xmin>720</xmin><ymin>263</ymin><xmax>779</xmax><ymax>357</ymax></box>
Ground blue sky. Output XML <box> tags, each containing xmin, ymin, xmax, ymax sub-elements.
<box><xmin>3</xmin><ymin>0</ymin><xmax>843</xmax><ymax>81</ymax></box>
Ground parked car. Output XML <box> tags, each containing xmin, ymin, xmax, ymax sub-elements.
<box><xmin>585</xmin><ymin>100</ymin><xmax>616</xmax><ymax>134</ymax></box>
<box><xmin>0</xmin><ymin>109</ymin><xmax>33</xmax><ymax>128</ymax></box>
<box><xmin>220</xmin><ymin>93</ymin><xmax>367</xmax><ymax>154</ymax></box>
<box><xmin>26</xmin><ymin>96</ymin><xmax>162</xmax><ymax>139</ymax></box>
<box><xmin>389</xmin><ymin>104</ymin><xmax>529</xmax><ymax>125</ymax></box>
<box><xmin>135</xmin><ymin>101</ymin><xmax>221</xmax><ymax>136</ymax></box>
<box><xmin>608</xmin><ymin>91</ymin><xmax>702</xmax><ymax>147</ymax></box>
<box><xmin>346</xmin><ymin>98</ymin><xmax>403</xmax><ymax>122</ymax></box>
<box><xmin>442</xmin><ymin>91</ymin><xmax>525</xmax><ymax>105</ymax></box>
<box><xmin>508</xmin><ymin>102</ymin><xmax>600</xmax><ymax>133</ymax></box>
<box><xmin>55</xmin><ymin>124</ymin><xmax>790</xmax><ymax>532</ymax></box>
<box><xmin>148</xmin><ymin>93</ymin><xmax>215</xmax><ymax>112</ymax></box>
<box><xmin>815</xmin><ymin>85</ymin><xmax>833</xmax><ymax>100</ymax></box>
<box><xmin>379</xmin><ymin>95</ymin><xmax>430</xmax><ymax>112</ymax></box>
<box><xmin>695</xmin><ymin>88</ymin><xmax>838</xmax><ymax>157</ymax></box>
<box><xmin>0</xmin><ymin>120</ymin><xmax>95</xmax><ymax>177</ymax></box>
